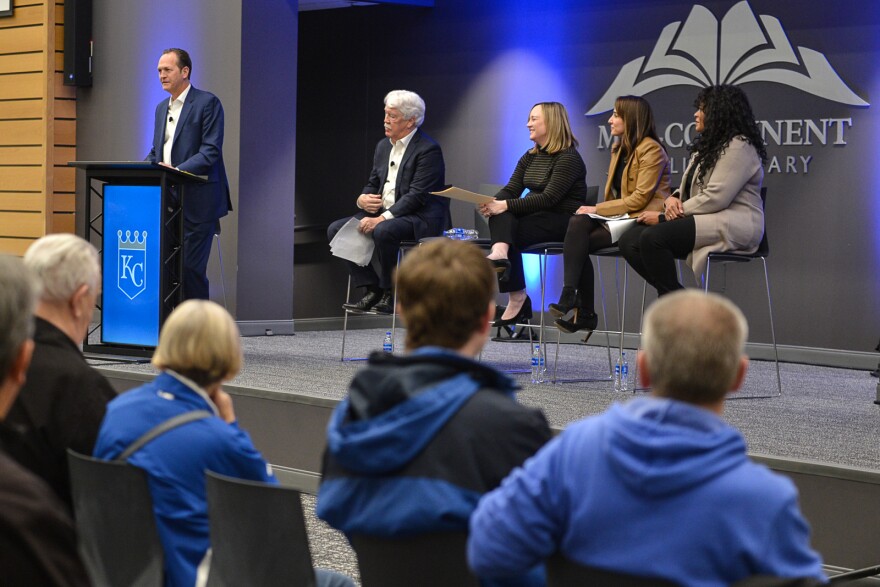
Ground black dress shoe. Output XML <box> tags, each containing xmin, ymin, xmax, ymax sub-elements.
<box><xmin>342</xmin><ymin>289</ymin><xmax>382</xmax><ymax>313</ymax></box>
<box><xmin>490</xmin><ymin>258</ymin><xmax>511</xmax><ymax>283</ymax></box>
<box><xmin>555</xmin><ymin>310</ymin><xmax>598</xmax><ymax>334</ymax></box>
<box><xmin>549</xmin><ymin>286</ymin><xmax>579</xmax><ymax>318</ymax></box>
<box><xmin>372</xmin><ymin>291</ymin><xmax>394</xmax><ymax>314</ymax></box>
<box><xmin>494</xmin><ymin>295</ymin><xmax>533</xmax><ymax>327</ymax></box>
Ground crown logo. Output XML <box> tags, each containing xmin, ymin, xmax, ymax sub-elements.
<box><xmin>118</xmin><ymin>230</ymin><xmax>147</xmax><ymax>250</ymax></box>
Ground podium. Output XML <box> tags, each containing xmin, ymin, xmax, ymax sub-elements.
<box><xmin>69</xmin><ymin>161</ymin><xmax>207</xmax><ymax>358</ymax></box>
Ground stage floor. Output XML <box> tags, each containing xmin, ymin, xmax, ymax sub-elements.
<box><xmin>98</xmin><ymin>327</ymin><xmax>880</xmax><ymax>472</ymax></box>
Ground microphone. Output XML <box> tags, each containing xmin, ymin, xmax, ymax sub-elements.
<box><xmin>168</xmin><ymin>115</ymin><xmax>174</xmax><ymax>123</ymax></box>
<box><xmin>390</xmin><ymin>161</ymin><xmax>396</xmax><ymax>168</ymax></box>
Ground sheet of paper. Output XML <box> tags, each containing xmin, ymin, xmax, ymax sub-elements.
<box><xmin>430</xmin><ymin>186</ymin><xmax>495</xmax><ymax>205</ymax></box>
<box><xmin>587</xmin><ymin>212</ymin><xmax>629</xmax><ymax>221</ymax></box>
<box><xmin>607</xmin><ymin>218</ymin><xmax>637</xmax><ymax>243</ymax></box>
<box><xmin>329</xmin><ymin>218</ymin><xmax>374</xmax><ymax>266</ymax></box>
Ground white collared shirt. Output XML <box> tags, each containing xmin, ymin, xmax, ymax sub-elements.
<box><xmin>163</xmin><ymin>84</ymin><xmax>192</xmax><ymax>165</ymax></box>
<box><xmin>381</xmin><ymin>129</ymin><xmax>416</xmax><ymax>219</ymax></box>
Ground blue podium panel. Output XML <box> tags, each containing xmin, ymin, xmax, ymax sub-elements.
<box><xmin>102</xmin><ymin>185</ymin><xmax>162</xmax><ymax>347</ymax></box>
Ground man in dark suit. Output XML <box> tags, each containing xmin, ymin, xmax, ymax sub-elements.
<box><xmin>328</xmin><ymin>90</ymin><xmax>448</xmax><ymax>314</ymax></box>
<box><xmin>147</xmin><ymin>47</ymin><xmax>231</xmax><ymax>300</ymax></box>
<box><xmin>2</xmin><ymin>234</ymin><xmax>116</xmax><ymax>509</ymax></box>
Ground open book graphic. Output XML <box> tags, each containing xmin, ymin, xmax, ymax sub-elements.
<box><xmin>586</xmin><ymin>0</ymin><xmax>868</xmax><ymax>115</ymax></box>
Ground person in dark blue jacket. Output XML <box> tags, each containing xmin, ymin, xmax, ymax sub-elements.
<box><xmin>468</xmin><ymin>290</ymin><xmax>826</xmax><ymax>587</ymax></box>
<box><xmin>317</xmin><ymin>238</ymin><xmax>552</xmax><ymax>586</ymax></box>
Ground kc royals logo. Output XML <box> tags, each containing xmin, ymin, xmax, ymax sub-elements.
<box><xmin>118</xmin><ymin>230</ymin><xmax>147</xmax><ymax>300</ymax></box>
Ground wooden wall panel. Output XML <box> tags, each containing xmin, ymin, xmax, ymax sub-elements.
<box><xmin>0</xmin><ymin>100</ymin><xmax>43</xmax><ymax>119</ymax></box>
<box><xmin>0</xmin><ymin>238</ymin><xmax>36</xmax><ymax>256</ymax></box>
<box><xmin>0</xmin><ymin>0</ymin><xmax>74</xmax><ymax>252</ymax></box>
<box><xmin>0</xmin><ymin>212</ymin><xmax>44</xmax><ymax>238</ymax></box>
<box><xmin>0</xmin><ymin>193</ymin><xmax>45</xmax><ymax>212</ymax></box>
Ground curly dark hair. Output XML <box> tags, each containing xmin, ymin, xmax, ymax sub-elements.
<box><xmin>688</xmin><ymin>85</ymin><xmax>766</xmax><ymax>185</ymax></box>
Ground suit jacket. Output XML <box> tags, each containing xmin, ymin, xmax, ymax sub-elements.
<box><xmin>147</xmin><ymin>85</ymin><xmax>232</xmax><ymax>224</ymax></box>
<box><xmin>596</xmin><ymin>137</ymin><xmax>671</xmax><ymax>217</ymax></box>
<box><xmin>362</xmin><ymin>129</ymin><xmax>449</xmax><ymax>238</ymax></box>
<box><xmin>4</xmin><ymin>318</ymin><xmax>117</xmax><ymax>508</ymax></box>
<box><xmin>681</xmin><ymin>137</ymin><xmax>764</xmax><ymax>277</ymax></box>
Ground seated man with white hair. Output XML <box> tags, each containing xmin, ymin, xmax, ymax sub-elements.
<box><xmin>327</xmin><ymin>89</ymin><xmax>448</xmax><ymax>314</ymax></box>
<box><xmin>2</xmin><ymin>234</ymin><xmax>116</xmax><ymax>509</ymax></box>
<box><xmin>468</xmin><ymin>290</ymin><xmax>826</xmax><ymax>586</ymax></box>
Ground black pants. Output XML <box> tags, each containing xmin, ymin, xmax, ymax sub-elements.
<box><xmin>618</xmin><ymin>216</ymin><xmax>696</xmax><ymax>296</ymax></box>
<box><xmin>489</xmin><ymin>210</ymin><xmax>572</xmax><ymax>293</ymax></box>
<box><xmin>561</xmin><ymin>215</ymin><xmax>612</xmax><ymax>313</ymax></box>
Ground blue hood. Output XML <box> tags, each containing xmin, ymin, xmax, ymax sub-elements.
<box><xmin>604</xmin><ymin>397</ymin><xmax>748</xmax><ymax>497</ymax></box>
<box><xmin>326</xmin><ymin>348</ymin><xmax>518</xmax><ymax>475</ymax></box>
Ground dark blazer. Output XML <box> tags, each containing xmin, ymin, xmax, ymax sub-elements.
<box><xmin>147</xmin><ymin>85</ymin><xmax>232</xmax><ymax>224</ymax></box>
<box><xmin>3</xmin><ymin>318</ymin><xmax>117</xmax><ymax>508</ymax></box>
<box><xmin>362</xmin><ymin>129</ymin><xmax>449</xmax><ymax>238</ymax></box>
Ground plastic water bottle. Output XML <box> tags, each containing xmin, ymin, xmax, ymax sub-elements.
<box><xmin>443</xmin><ymin>228</ymin><xmax>480</xmax><ymax>241</ymax></box>
<box><xmin>383</xmin><ymin>331</ymin><xmax>393</xmax><ymax>354</ymax></box>
<box><xmin>620</xmin><ymin>352</ymin><xmax>630</xmax><ymax>392</ymax></box>
<box><xmin>614</xmin><ymin>353</ymin><xmax>623</xmax><ymax>392</ymax></box>
<box><xmin>531</xmin><ymin>344</ymin><xmax>545</xmax><ymax>384</ymax></box>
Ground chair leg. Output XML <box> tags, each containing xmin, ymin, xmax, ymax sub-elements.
<box><xmin>762</xmin><ymin>258</ymin><xmax>782</xmax><ymax>396</ymax></box>
<box><xmin>341</xmin><ymin>276</ymin><xmax>352</xmax><ymax>362</ymax></box>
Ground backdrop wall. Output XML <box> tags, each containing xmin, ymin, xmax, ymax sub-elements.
<box><xmin>295</xmin><ymin>0</ymin><xmax>880</xmax><ymax>357</ymax></box>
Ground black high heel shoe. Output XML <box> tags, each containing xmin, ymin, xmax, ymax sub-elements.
<box><xmin>555</xmin><ymin>309</ymin><xmax>598</xmax><ymax>334</ymax></box>
<box><xmin>494</xmin><ymin>295</ymin><xmax>532</xmax><ymax>327</ymax></box>
<box><xmin>549</xmin><ymin>286</ymin><xmax>579</xmax><ymax>318</ymax></box>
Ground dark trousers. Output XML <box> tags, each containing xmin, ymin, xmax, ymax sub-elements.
<box><xmin>328</xmin><ymin>212</ymin><xmax>422</xmax><ymax>290</ymax></box>
<box><xmin>561</xmin><ymin>215</ymin><xmax>612</xmax><ymax>312</ymax></box>
<box><xmin>488</xmin><ymin>210</ymin><xmax>572</xmax><ymax>293</ymax></box>
<box><xmin>618</xmin><ymin>216</ymin><xmax>696</xmax><ymax>296</ymax></box>
<box><xmin>183</xmin><ymin>218</ymin><xmax>218</xmax><ymax>300</ymax></box>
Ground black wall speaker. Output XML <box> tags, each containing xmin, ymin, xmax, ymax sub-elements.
<box><xmin>63</xmin><ymin>0</ymin><xmax>92</xmax><ymax>87</ymax></box>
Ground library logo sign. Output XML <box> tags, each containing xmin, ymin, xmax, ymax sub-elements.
<box><xmin>587</xmin><ymin>0</ymin><xmax>870</xmax><ymax>176</ymax></box>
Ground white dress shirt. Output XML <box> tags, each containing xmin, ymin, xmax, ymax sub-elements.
<box><xmin>380</xmin><ymin>129</ymin><xmax>416</xmax><ymax>220</ymax></box>
<box><xmin>162</xmin><ymin>84</ymin><xmax>191</xmax><ymax>166</ymax></box>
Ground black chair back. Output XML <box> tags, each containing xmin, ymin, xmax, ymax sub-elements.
<box><xmin>756</xmin><ymin>186</ymin><xmax>770</xmax><ymax>256</ymax></box>
<box><xmin>585</xmin><ymin>184</ymin><xmax>601</xmax><ymax>206</ymax></box>
<box><xmin>546</xmin><ymin>553</ymin><xmax>680</xmax><ymax>587</ymax></box>
<box><xmin>205</xmin><ymin>471</ymin><xmax>316</xmax><ymax>587</ymax></box>
<box><xmin>67</xmin><ymin>449</ymin><xmax>164</xmax><ymax>587</ymax></box>
<box><xmin>351</xmin><ymin>532</ymin><xmax>480</xmax><ymax>587</ymax></box>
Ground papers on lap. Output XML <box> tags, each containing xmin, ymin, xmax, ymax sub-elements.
<box><xmin>584</xmin><ymin>213</ymin><xmax>636</xmax><ymax>244</ymax></box>
<box><xmin>329</xmin><ymin>218</ymin><xmax>374</xmax><ymax>266</ymax></box>
<box><xmin>430</xmin><ymin>186</ymin><xmax>495</xmax><ymax>204</ymax></box>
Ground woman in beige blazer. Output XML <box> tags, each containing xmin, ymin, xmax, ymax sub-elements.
<box><xmin>619</xmin><ymin>85</ymin><xmax>766</xmax><ymax>296</ymax></box>
<box><xmin>550</xmin><ymin>96</ymin><xmax>671</xmax><ymax>334</ymax></box>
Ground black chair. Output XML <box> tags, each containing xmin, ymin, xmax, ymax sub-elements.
<box><xmin>546</xmin><ymin>553</ymin><xmax>680</xmax><ymax>586</ymax></box>
<box><xmin>204</xmin><ymin>471</ymin><xmax>316</xmax><ymax>587</ymax></box>
<box><xmin>351</xmin><ymin>532</ymin><xmax>480</xmax><ymax>587</ymax></box>
<box><xmin>67</xmin><ymin>449</ymin><xmax>164</xmax><ymax>587</ymax></box>
<box><xmin>703</xmin><ymin>187</ymin><xmax>781</xmax><ymax>397</ymax></box>
<box><xmin>828</xmin><ymin>564</ymin><xmax>880</xmax><ymax>583</ymax></box>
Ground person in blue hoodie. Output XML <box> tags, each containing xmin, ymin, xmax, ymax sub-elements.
<box><xmin>468</xmin><ymin>290</ymin><xmax>826</xmax><ymax>587</ymax></box>
<box><xmin>317</xmin><ymin>238</ymin><xmax>552</xmax><ymax>586</ymax></box>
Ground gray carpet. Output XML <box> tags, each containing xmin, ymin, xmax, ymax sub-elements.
<box><xmin>99</xmin><ymin>328</ymin><xmax>880</xmax><ymax>585</ymax></box>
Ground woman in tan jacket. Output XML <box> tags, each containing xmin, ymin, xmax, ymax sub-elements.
<box><xmin>619</xmin><ymin>85</ymin><xmax>766</xmax><ymax>297</ymax></box>
<box><xmin>551</xmin><ymin>96</ymin><xmax>671</xmax><ymax>333</ymax></box>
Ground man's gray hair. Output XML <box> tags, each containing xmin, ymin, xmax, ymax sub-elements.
<box><xmin>0</xmin><ymin>255</ymin><xmax>38</xmax><ymax>380</ymax></box>
<box><xmin>24</xmin><ymin>234</ymin><xmax>100</xmax><ymax>304</ymax></box>
<box><xmin>384</xmin><ymin>90</ymin><xmax>425</xmax><ymax>127</ymax></box>
<box><xmin>642</xmin><ymin>290</ymin><xmax>748</xmax><ymax>404</ymax></box>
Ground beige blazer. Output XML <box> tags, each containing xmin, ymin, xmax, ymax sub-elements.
<box><xmin>681</xmin><ymin>137</ymin><xmax>764</xmax><ymax>277</ymax></box>
<box><xmin>596</xmin><ymin>137</ymin><xmax>671</xmax><ymax>217</ymax></box>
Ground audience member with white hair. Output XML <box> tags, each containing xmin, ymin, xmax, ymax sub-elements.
<box><xmin>2</xmin><ymin>234</ymin><xmax>116</xmax><ymax>509</ymax></box>
<box><xmin>0</xmin><ymin>254</ymin><xmax>91</xmax><ymax>586</ymax></box>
